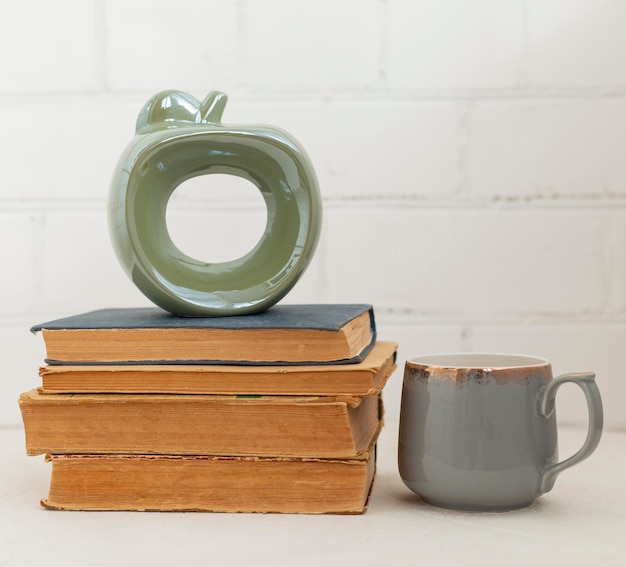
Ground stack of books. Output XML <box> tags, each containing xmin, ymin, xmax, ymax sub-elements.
<box><xmin>19</xmin><ymin>304</ymin><xmax>397</xmax><ymax>514</ymax></box>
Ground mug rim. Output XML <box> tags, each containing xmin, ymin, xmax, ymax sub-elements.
<box><xmin>406</xmin><ymin>352</ymin><xmax>550</xmax><ymax>370</ymax></box>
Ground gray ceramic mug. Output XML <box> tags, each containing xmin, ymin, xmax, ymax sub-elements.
<box><xmin>398</xmin><ymin>353</ymin><xmax>603</xmax><ymax>511</ymax></box>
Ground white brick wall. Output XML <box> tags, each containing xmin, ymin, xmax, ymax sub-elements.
<box><xmin>231</xmin><ymin>100</ymin><xmax>462</xmax><ymax>197</ymax></box>
<box><xmin>387</xmin><ymin>0</ymin><xmax>526</xmax><ymax>90</ymax></box>
<box><xmin>468</xmin><ymin>99</ymin><xmax>626</xmax><ymax>198</ymax></box>
<box><xmin>0</xmin><ymin>1</ymin><xmax>99</xmax><ymax>93</ymax></box>
<box><xmin>106</xmin><ymin>1</ymin><xmax>241</xmax><ymax>92</ymax></box>
<box><xmin>244</xmin><ymin>0</ymin><xmax>382</xmax><ymax>92</ymax></box>
<box><xmin>526</xmin><ymin>0</ymin><xmax>626</xmax><ymax>88</ymax></box>
<box><xmin>1</xmin><ymin>0</ymin><xmax>625</xmax><ymax>428</ymax></box>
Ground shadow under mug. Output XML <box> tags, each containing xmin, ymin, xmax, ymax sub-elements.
<box><xmin>398</xmin><ymin>353</ymin><xmax>603</xmax><ymax>511</ymax></box>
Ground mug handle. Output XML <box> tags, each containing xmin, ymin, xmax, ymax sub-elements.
<box><xmin>538</xmin><ymin>372</ymin><xmax>603</xmax><ymax>493</ymax></box>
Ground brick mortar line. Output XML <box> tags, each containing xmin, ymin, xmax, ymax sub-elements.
<box><xmin>3</xmin><ymin>89</ymin><xmax>626</xmax><ymax>103</ymax></box>
<box><xmin>2</xmin><ymin>197</ymin><xmax>626</xmax><ymax>211</ymax></box>
<box><xmin>375</xmin><ymin>314</ymin><xmax>626</xmax><ymax>326</ymax></box>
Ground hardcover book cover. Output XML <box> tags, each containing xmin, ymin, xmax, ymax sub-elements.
<box><xmin>31</xmin><ymin>304</ymin><xmax>376</xmax><ymax>365</ymax></box>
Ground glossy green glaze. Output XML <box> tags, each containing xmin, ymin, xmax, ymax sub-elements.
<box><xmin>108</xmin><ymin>91</ymin><xmax>322</xmax><ymax>316</ymax></box>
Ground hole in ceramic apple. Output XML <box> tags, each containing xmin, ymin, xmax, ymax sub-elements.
<box><xmin>166</xmin><ymin>174</ymin><xmax>268</xmax><ymax>263</ymax></box>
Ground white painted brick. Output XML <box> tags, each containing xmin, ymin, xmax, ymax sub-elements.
<box><xmin>387</xmin><ymin>0</ymin><xmax>525</xmax><ymax>90</ymax></box>
<box><xmin>468</xmin><ymin>99</ymin><xmax>626</xmax><ymax>198</ymax></box>
<box><xmin>106</xmin><ymin>1</ymin><xmax>240</xmax><ymax>93</ymax></box>
<box><xmin>0</xmin><ymin>213</ymin><xmax>37</xmax><ymax>316</ymax></box>
<box><xmin>611</xmin><ymin>212</ymin><xmax>626</xmax><ymax>314</ymax></box>
<box><xmin>470</xmin><ymin>324</ymin><xmax>626</xmax><ymax>428</ymax></box>
<box><xmin>0</xmin><ymin>323</ymin><xmax>46</xmax><ymax>425</ymax></box>
<box><xmin>39</xmin><ymin>211</ymin><xmax>150</xmax><ymax>317</ymax></box>
<box><xmin>230</xmin><ymin>100</ymin><xmax>461</xmax><ymax>197</ymax></box>
<box><xmin>166</xmin><ymin>207</ymin><xmax>268</xmax><ymax>264</ymax></box>
<box><xmin>244</xmin><ymin>0</ymin><xmax>380</xmax><ymax>92</ymax></box>
<box><xmin>324</xmin><ymin>207</ymin><xmax>606</xmax><ymax>318</ymax></box>
<box><xmin>0</xmin><ymin>1</ymin><xmax>98</xmax><ymax>93</ymax></box>
<box><xmin>169</xmin><ymin>173</ymin><xmax>269</xmax><ymax>207</ymax></box>
<box><xmin>167</xmin><ymin>184</ymin><xmax>268</xmax><ymax>263</ymax></box>
<box><xmin>0</xmin><ymin>97</ymin><xmax>143</xmax><ymax>201</ymax></box>
<box><xmin>527</xmin><ymin>0</ymin><xmax>626</xmax><ymax>88</ymax></box>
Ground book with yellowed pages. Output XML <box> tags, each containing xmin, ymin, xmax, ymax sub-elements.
<box><xmin>19</xmin><ymin>390</ymin><xmax>383</xmax><ymax>459</ymax></box>
<box><xmin>21</xmin><ymin>303</ymin><xmax>398</xmax><ymax>515</ymax></box>
<box><xmin>42</xmin><ymin>445</ymin><xmax>377</xmax><ymax>514</ymax></box>
<box><xmin>37</xmin><ymin>341</ymin><xmax>397</xmax><ymax>396</ymax></box>
<box><xmin>31</xmin><ymin>304</ymin><xmax>376</xmax><ymax>365</ymax></box>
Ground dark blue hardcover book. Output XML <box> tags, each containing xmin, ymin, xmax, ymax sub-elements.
<box><xmin>32</xmin><ymin>304</ymin><xmax>376</xmax><ymax>366</ymax></box>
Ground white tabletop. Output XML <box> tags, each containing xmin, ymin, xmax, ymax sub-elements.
<box><xmin>1</xmin><ymin>422</ymin><xmax>624</xmax><ymax>567</ymax></box>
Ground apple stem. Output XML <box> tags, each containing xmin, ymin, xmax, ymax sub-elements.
<box><xmin>201</xmin><ymin>91</ymin><xmax>228</xmax><ymax>123</ymax></box>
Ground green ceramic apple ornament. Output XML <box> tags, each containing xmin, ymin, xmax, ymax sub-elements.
<box><xmin>108</xmin><ymin>90</ymin><xmax>322</xmax><ymax>317</ymax></box>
